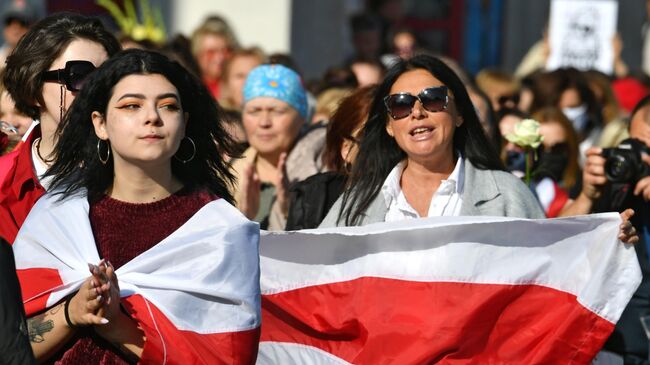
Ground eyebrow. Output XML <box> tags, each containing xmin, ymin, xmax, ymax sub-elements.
<box><xmin>117</xmin><ymin>93</ymin><xmax>180</xmax><ymax>101</ymax></box>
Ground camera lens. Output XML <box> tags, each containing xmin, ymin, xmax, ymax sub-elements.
<box><xmin>605</xmin><ymin>155</ymin><xmax>634</xmax><ymax>182</ymax></box>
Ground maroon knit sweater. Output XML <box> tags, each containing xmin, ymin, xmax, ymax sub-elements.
<box><xmin>53</xmin><ymin>188</ymin><xmax>216</xmax><ymax>365</ymax></box>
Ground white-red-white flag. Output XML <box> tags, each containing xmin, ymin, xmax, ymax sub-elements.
<box><xmin>13</xmin><ymin>193</ymin><xmax>261</xmax><ymax>365</ymax></box>
<box><xmin>258</xmin><ymin>214</ymin><xmax>641</xmax><ymax>364</ymax></box>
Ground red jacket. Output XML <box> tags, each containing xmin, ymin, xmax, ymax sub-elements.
<box><xmin>0</xmin><ymin>127</ymin><xmax>45</xmax><ymax>243</ymax></box>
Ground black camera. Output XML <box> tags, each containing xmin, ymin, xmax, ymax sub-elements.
<box><xmin>601</xmin><ymin>138</ymin><xmax>650</xmax><ymax>184</ymax></box>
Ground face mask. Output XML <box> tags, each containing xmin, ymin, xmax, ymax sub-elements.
<box><xmin>505</xmin><ymin>150</ymin><xmax>527</xmax><ymax>175</ymax></box>
<box><xmin>562</xmin><ymin>104</ymin><xmax>589</xmax><ymax>133</ymax></box>
<box><xmin>536</xmin><ymin>150</ymin><xmax>569</xmax><ymax>182</ymax></box>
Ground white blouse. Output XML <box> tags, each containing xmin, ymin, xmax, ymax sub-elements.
<box><xmin>381</xmin><ymin>156</ymin><xmax>465</xmax><ymax>222</ymax></box>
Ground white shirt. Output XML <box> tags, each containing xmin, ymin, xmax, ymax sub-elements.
<box><xmin>382</xmin><ymin>156</ymin><xmax>465</xmax><ymax>222</ymax></box>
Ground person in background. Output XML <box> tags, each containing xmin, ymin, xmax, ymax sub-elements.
<box><xmin>313</xmin><ymin>65</ymin><xmax>358</xmax><ymax>96</ymax></box>
<box><xmin>531</xmin><ymin>107</ymin><xmax>581</xmax><ymax>217</ymax></box>
<box><xmin>583</xmin><ymin>70</ymin><xmax>627</xmax><ymax>148</ymax></box>
<box><xmin>350</xmin><ymin>58</ymin><xmax>384</xmax><ymax>87</ymax></box>
<box><xmin>311</xmin><ymin>87</ymin><xmax>352</xmax><ymax>125</ymax></box>
<box><xmin>286</xmin><ymin>86</ymin><xmax>376</xmax><ymax>230</ymax></box>
<box><xmin>557</xmin><ymin>68</ymin><xmax>603</xmax><ymax>160</ymax></box>
<box><xmin>219</xmin><ymin>47</ymin><xmax>266</xmax><ymax>111</ymax></box>
<box><xmin>0</xmin><ymin>1</ymin><xmax>37</xmax><ymax>69</ymax></box>
<box><xmin>160</xmin><ymin>34</ymin><xmax>202</xmax><ymax>78</ymax></box>
<box><xmin>0</xmin><ymin>13</ymin><xmax>120</xmax><ymax>244</ymax></box>
<box><xmin>0</xmin><ymin>237</ymin><xmax>34</xmax><ymax>365</ymax></box>
<box><xmin>497</xmin><ymin>107</ymin><xmax>528</xmax><ymax>178</ymax></box>
<box><xmin>234</xmin><ymin>64</ymin><xmax>307</xmax><ymax>230</ymax></box>
<box><xmin>0</xmin><ymin>87</ymin><xmax>32</xmax><ymax>138</ymax></box>
<box><xmin>560</xmin><ymin>95</ymin><xmax>650</xmax><ymax>364</ymax></box>
<box><xmin>191</xmin><ymin>15</ymin><xmax>239</xmax><ymax>100</ymax></box>
<box><xmin>475</xmin><ymin>68</ymin><xmax>520</xmax><ymax>113</ymax></box>
<box><xmin>347</xmin><ymin>13</ymin><xmax>383</xmax><ymax>64</ymax></box>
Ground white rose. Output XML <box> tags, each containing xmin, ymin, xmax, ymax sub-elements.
<box><xmin>505</xmin><ymin>118</ymin><xmax>544</xmax><ymax>149</ymax></box>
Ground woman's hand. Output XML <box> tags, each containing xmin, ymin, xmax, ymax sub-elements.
<box><xmin>92</xmin><ymin>261</ymin><xmax>145</xmax><ymax>360</ymax></box>
<box><xmin>66</xmin><ymin>265</ymin><xmax>111</xmax><ymax>327</ymax></box>
<box><xmin>618</xmin><ymin>209</ymin><xmax>639</xmax><ymax>244</ymax></box>
<box><xmin>239</xmin><ymin>163</ymin><xmax>261</xmax><ymax>219</ymax></box>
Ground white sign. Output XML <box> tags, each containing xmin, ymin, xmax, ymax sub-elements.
<box><xmin>547</xmin><ymin>0</ymin><xmax>618</xmax><ymax>74</ymax></box>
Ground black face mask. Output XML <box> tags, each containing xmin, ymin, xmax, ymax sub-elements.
<box><xmin>505</xmin><ymin>150</ymin><xmax>527</xmax><ymax>174</ymax></box>
<box><xmin>536</xmin><ymin>144</ymin><xmax>570</xmax><ymax>182</ymax></box>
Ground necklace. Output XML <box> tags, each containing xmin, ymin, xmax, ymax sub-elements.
<box><xmin>33</xmin><ymin>137</ymin><xmax>54</xmax><ymax>164</ymax></box>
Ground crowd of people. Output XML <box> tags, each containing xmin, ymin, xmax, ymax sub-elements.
<box><xmin>0</xmin><ymin>2</ymin><xmax>649</xmax><ymax>364</ymax></box>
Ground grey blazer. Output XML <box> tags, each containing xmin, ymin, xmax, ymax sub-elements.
<box><xmin>319</xmin><ymin>159</ymin><xmax>545</xmax><ymax>227</ymax></box>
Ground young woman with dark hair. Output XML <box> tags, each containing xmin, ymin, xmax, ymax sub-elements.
<box><xmin>0</xmin><ymin>12</ymin><xmax>121</xmax><ymax>243</ymax></box>
<box><xmin>321</xmin><ymin>54</ymin><xmax>544</xmax><ymax>227</ymax></box>
<box><xmin>13</xmin><ymin>49</ymin><xmax>260</xmax><ymax>364</ymax></box>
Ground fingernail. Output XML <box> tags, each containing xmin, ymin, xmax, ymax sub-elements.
<box><xmin>97</xmin><ymin>295</ymin><xmax>102</xmax><ymax>302</ymax></box>
<box><xmin>88</xmin><ymin>263</ymin><xmax>94</xmax><ymax>272</ymax></box>
<box><xmin>100</xmin><ymin>318</ymin><xmax>109</xmax><ymax>324</ymax></box>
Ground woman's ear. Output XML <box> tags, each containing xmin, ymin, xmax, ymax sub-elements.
<box><xmin>385</xmin><ymin>122</ymin><xmax>394</xmax><ymax>137</ymax></box>
<box><xmin>91</xmin><ymin>111</ymin><xmax>108</xmax><ymax>140</ymax></box>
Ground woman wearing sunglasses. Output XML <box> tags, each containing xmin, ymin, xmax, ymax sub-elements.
<box><xmin>320</xmin><ymin>55</ymin><xmax>544</xmax><ymax>227</ymax></box>
<box><xmin>320</xmin><ymin>54</ymin><xmax>638</xmax><ymax>246</ymax></box>
<box><xmin>0</xmin><ymin>13</ymin><xmax>120</xmax><ymax>244</ymax></box>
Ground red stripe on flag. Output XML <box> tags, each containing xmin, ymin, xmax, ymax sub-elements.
<box><xmin>261</xmin><ymin>277</ymin><xmax>614</xmax><ymax>364</ymax></box>
<box><xmin>124</xmin><ymin>294</ymin><xmax>260</xmax><ymax>365</ymax></box>
<box><xmin>17</xmin><ymin>268</ymin><xmax>63</xmax><ymax>316</ymax></box>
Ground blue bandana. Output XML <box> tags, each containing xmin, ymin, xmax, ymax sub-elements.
<box><xmin>242</xmin><ymin>64</ymin><xmax>307</xmax><ymax>119</ymax></box>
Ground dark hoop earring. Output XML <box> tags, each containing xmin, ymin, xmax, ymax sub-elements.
<box><xmin>97</xmin><ymin>139</ymin><xmax>110</xmax><ymax>165</ymax></box>
<box><xmin>174</xmin><ymin>136</ymin><xmax>196</xmax><ymax>163</ymax></box>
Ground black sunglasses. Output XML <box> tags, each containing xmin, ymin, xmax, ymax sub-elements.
<box><xmin>42</xmin><ymin>60</ymin><xmax>96</xmax><ymax>92</ymax></box>
<box><xmin>384</xmin><ymin>86</ymin><xmax>449</xmax><ymax>120</ymax></box>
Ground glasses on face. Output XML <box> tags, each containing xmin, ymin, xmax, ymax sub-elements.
<box><xmin>383</xmin><ymin>86</ymin><xmax>449</xmax><ymax>120</ymax></box>
<box><xmin>42</xmin><ymin>60</ymin><xmax>96</xmax><ymax>92</ymax></box>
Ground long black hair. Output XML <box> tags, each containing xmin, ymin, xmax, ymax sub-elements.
<box><xmin>338</xmin><ymin>54</ymin><xmax>504</xmax><ymax>225</ymax></box>
<box><xmin>46</xmin><ymin>49</ymin><xmax>239</xmax><ymax>204</ymax></box>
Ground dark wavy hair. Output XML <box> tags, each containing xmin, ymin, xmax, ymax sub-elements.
<box><xmin>2</xmin><ymin>12</ymin><xmax>121</xmax><ymax>119</ymax></box>
<box><xmin>338</xmin><ymin>54</ymin><xmax>504</xmax><ymax>225</ymax></box>
<box><xmin>46</xmin><ymin>49</ymin><xmax>239</xmax><ymax>204</ymax></box>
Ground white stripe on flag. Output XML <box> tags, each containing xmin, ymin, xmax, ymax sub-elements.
<box><xmin>260</xmin><ymin>213</ymin><xmax>640</xmax><ymax>324</ymax></box>
<box><xmin>257</xmin><ymin>342</ymin><xmax>352</xmax><ymax>365</ymax></box>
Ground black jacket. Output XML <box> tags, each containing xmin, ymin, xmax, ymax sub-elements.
<box><xmin>0</xmin><ymin>238</ymin><xmax>35</xmax><ymax>365</ymax></box>
<box><xmin>285</xmin><ymin>172</ymin><xmax>347</xmax><ymax>230</ymax></box>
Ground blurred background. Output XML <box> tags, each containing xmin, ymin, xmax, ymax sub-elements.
<box><xmin>1</xmin><ymin>0</ymin><xmax>646</xmax><ymax>82</ymax></box>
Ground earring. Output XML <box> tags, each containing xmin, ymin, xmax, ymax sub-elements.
<box><xmin>97</xmin><ymin>139</ymin><xmax>111</xmax><ymax>164</ymax></box>
<box><xmin>174</xmin><ymin>136</ymin><xmax>196</xmax><ymax>163</ymax></box>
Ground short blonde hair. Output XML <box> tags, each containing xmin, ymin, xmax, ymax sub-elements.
<box><xmin>191</xmin><ymin>16</ymin><xmax>240</xmax><ymax>56</ymax></box>
<box><xmin>315</xmin><ymin>88</ymin><xmax>352</xmax><ymax>121</ymax></box>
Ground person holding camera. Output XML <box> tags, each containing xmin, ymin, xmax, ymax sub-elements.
<box><xmin>560</xmin><ymin>95</ymin><xmax>650</xmax><ymax>364</ymax></box>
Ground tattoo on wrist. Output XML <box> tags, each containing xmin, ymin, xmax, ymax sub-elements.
<box><xmin>28</xmin><ymin>317</ymin><xmax>54</xmax><ymax>343</ymax></box>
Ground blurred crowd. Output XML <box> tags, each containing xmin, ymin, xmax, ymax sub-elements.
<box><xmin>0</xmin><ymin>0</ymin><xmax>649</xmax><ymax>364</ymax></box>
